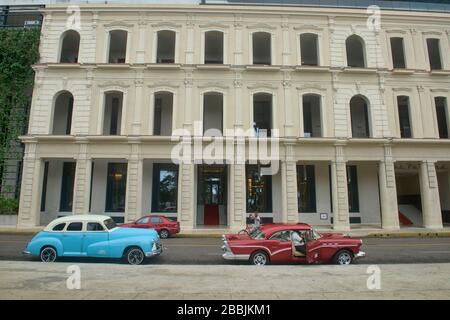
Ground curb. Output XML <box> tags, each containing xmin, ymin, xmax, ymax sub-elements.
<box><xmin>363</xmin><ymin>231</ymin><xmax>450</xmax><ymax>238</ymax></box>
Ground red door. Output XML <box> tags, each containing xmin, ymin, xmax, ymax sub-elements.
<box><xmin>204</xmin><ymin>204</ymin><xmax>219</xmax><ymax>225</ymax></box>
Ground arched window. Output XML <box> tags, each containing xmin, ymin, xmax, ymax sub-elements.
<box><xmin>108</xmin><ymin>30</ymin><xmax>127</xmax><ymax>63</ymax></box>
<box><xmin>204</xmin><ymin>31</ymin><xmax>224</xmax><ymax>64</ymax></box>
<box><xmin>153</xmin><ymin>91</ymin><xmax>174</xmax><ymax>136</ymax></box>
<box><xmin>252</xmin><ymin>32</ymin><xmax>271</xmax><ymax>65</ymax></box>
<box><xmin>203</xmin><ymin>92</ymin><xmax>223</xmax><ymax>136</ymax></box>
<box><xmin>350</xmin><ymin>95</ymin><xmax>370</xmax><ymax>138</ymax></box>
<box><xmin>156</xmin><ymin>30</ymin><xmax>176</xmax><ymax>63</ymax></box>
<box><xmin>103</xmin><ymin>91</ymin><xmax>123</xmax><ymax>135</ymax></box>
<box><xmin>346</xmin><ymin>35</ymin><xmax>366</xmax><ymax>68</ymax></box>
<box><xmin>302</xmin><ymin>94</ymin><xmax>321</xmax><ymax>137</ymax></box>
<box><xmin>52</xmin><ymin>91</ymin><xmax>74</xmax><ymax>135</ymax></box>
<box><xmin>253</xmin><ymin>93</ymin><xmax>272</xmax><ymax>137</ymax></box>
<box><xmin>300</xmin><ymin>33</ymin><xmax>319</xmax><ymax>66</ymax></box>
<box><xmin>59</xmin><ymin>30</ymin><xmax>80</xmax><ymax>63</ymax></box>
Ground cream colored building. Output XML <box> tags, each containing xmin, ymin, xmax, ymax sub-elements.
<box><xmin>17</xmin><ymin>2</ymin><xmax>450</xmax><ymax>232</ymax></box>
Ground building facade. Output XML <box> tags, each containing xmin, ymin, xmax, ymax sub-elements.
<box><xmin>17</xmin><ymin>2</ymin><xmax>450</xmax><ymax>232</ymax></box>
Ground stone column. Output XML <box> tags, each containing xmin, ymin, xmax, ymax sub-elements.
<box><xmin>378</xmin><ymin>146</ymin><xmax>400</xmax><ymax>229</ymax></box>
<box><xmin>331</xmin><ymin>143</ymin><xmax>350</xmax><ymax>231</ymax></box>
<box><xmin>233</xmin><ymin>15</ymin><xmax>243</xmax><ymax>65</ymax></box>
<box><xmin>125</xmin><ymin>143</ymin><xmax>143</xmax><ymax>223</ymax></box>
<box><xmin>281</xmin><ymin>16</ymin><xmax>291</xmax><ymax>66</ymax></box>
<box><xmin>136</xmin><ymin>15</ymin><xmax>146</xmax><ymax>63</ymax></box>
<box><xmin>178</xmin><ymin>161</ymin><xmax>195</xmax><ymax>232</ymax></box>
<box><xmin>281</xmin><ymin>142</ymin><xmax>298</xmax><ymax>223</ymax></box>
<box><xmin>132</xmin><ymin>75</ymin><xmax>144</xmax><ymax>135</ymax></box>
<box><xmin>17</xmin><ymin>142</ymin><xmax>43</xmax><ymax>227</ymax></box>
<box><xmin>185</xmin><ymin>16</ymin><xmax>195</xmax><ymax>64</ymax></box>
<box><xmin>419</xmin><ymin>161</ymin><xmax>443</xmax><ymax>229</ymax></box>
<box><xmin>282</xmin><ymin>72</ymin><xmax>294</xmax><ymax>137</ymax></box>
<box><xmin>73</xmin><ymin>142</ymin><xmax>92</xmax><ymax>215</ymax></box>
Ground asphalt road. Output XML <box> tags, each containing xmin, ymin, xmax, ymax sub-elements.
<box><xmin>1</xmin><ymin>234</ymin><xmax>450</xmax><ymax>265</ymax></box>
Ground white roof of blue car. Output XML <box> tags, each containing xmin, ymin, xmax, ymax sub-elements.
<box><xmin>44</xmin><ymin>215</ymin><xmax>113</xmax><ymax>231</ymax></box>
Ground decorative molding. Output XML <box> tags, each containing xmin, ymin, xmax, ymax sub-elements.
<box><xmin>246</xmin><ymin>23</ymin><xmax>276</xmax><ymax>31</ymax></box>
<box><xmin>103</xmin><ymin>20</ymin><xmax>134</xmax><ymax>29</ymax></box>
<box><xmin>294</xmin><ymin>24</ymin><xmax>324</xmax><ymax>32</ymax></box>
<box><xmin>296</xmin><ymin>84</ymin><xmax>326</xmax><ymax>92</ymax></box>
<box><xmin>422</xmin><ymin>30</ymin><xmax>443</xmax><ymax>36</ymax></box>
<box><xmin>392</xmin><ymin>87</ymin><xmax>413</xmax><ymax>92</ymax></box>
<box><xmin>247</xmin><ymin>83</ymin><xmax>278</xmax><ymax>91</ymax></box>
<box><xmin>151</xmin><ymin>21</ymin><xmax>182</xmax><ymax>29</ymax></box>
<box><xmin>197</xmin><ymin>82</ymin><xmax>229</xmax><ymax>90</ymax></box>
<box><xmin>430</xmin><ymin>88</ymin><xmax>450</xmax><ymax>93</ymax></box>
<box><xmin>98</xmin><ymin>81</ymin><xmax>130</xmax><ymax>89</ymax></box>
<box><xmin>385</xmin><ymin>29</ymin><xmax>407</xmax><ymax>35</ymax></box>
<box><xmin>199</xmin><ymin>22</ymin><xmax>229</xmax><ymax>29</ymax></box>
<box><xmin>148</xmin><ymin>82</ymin><xmax>180</xmax><ymax>89</ymax></box>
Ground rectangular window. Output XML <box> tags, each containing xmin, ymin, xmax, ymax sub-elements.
<box><xmin>347</xmin><ymin>165</ymin><xmax>359</xmax><ymax>213</ymax></box>
<box><xmin>109</xmin><ymin>97</ymin><xmax>120</xmax><ymax>135</ymax></box>
<box><xmin>427</xmin><ymin>38</ymin><xmax>442</xmax><ymax>70</ymax></box>
<box><xmin>40</xmin><ymin>161</ymin><xmax>49</xmax><ymax>212</ymax></box>
<box><xmin>397</xmin><ymin>96</ymin><xmax>412</xmax><ymax>138</ymax></box>
<box><xmin>105</xmin><ymin>163</ymin><xmax>127</xmax><ymax>212</ymax></box>
<box><xmin>246</xmin><ymin>164</ymin><xmax>272</xmax><ymax>213</ymax></box>
<box><xmin>300</xmin><ymin>33</ymin><xmax>319</xmax><ymax>66</ymax></box>
<box><xmin>151</xmin><ymin>163</ymin><xmax>179</xmax><ymax>213</ymax></box>
<box><xmin>153</xmin><ymin>98</ymin><xmax>162</xmax><ymax>135</ymax></box>
<box><xmin>435</xmin><ymin>97</ymin><xmax>449</xmax><ymax>139</ymax></box>
<box><xmin>390</xmin><ymin>37</ymin><xmax>406</xmax><ymax>69</ymax></box>
<box><xmin>59</xmin><ymin>162</ymin><xmax>76</xmax><ymax>212</ymax></box>
<box><xmin>297</xmin><ymin>165</ymin><xmax>316</xmax><ymax>213</ymax></box>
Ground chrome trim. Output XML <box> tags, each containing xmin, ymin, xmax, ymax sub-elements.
<box><xmin>222</xmin><ymin>251</ymin><xmax>250</xmax><ymax>261</ymax></box>
<box><xmin>354</xmin><ymin>251</ymin><xmax>366</xmax><ymax>259</ymax></box>
<box><xmin>145</xmin><ymin>242</ymin><xmax>163</xmax><ymax>257</ymax></box>
<box><xmin>22</xmin><ymin>250</ymin><xmax>32</xmax><ymax>256</ymax></box>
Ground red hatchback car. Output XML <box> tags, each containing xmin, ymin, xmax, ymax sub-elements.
<box><xmin>222</xmin><ymin>223</ymin><xmax>365</xmax><ymax>265</ymax></box>
<box><xmin>121</xmin><ymin>215</ymin><xmax>180</xmax><ymax>239</ymax></box>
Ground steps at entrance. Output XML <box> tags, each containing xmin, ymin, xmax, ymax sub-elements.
<box><xmin>398</xmin><ymin>204</ymin><xmax>423</xmax><ymax>227</ymax></box>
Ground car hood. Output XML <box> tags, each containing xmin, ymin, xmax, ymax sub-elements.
<box><xmin>319</xmin><ymin>232</ymin><xmax>350</xmax><ymax>239</ymax></box>
<box><xmin>224</xmin><ymin>233</ymin><xmax>251</xmax><ymax>241</ymax></box>
<box><xmin>119</xmin><ymin>223</ymin><xmax>136</xmax><ymax>228</ymax></box>
<box><xmin>110</xmin><ymin>227</ymin><xmax>159</xmax><ymax>239</ymax></box>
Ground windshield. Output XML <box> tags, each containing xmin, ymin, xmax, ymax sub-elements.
<box><xmin>250</xmin><ymin>228</ymin><xmax>265</xmax><ymax>239</ymax></box>
<box><xmin>311</xmin><ymin>228</ymin><xmax>321</xmax><ymax>240</ymax></box>
<box><xmin>103</xmin><ymin>218</ymin><xmax>117</xmax><ymax>230</ymax></box>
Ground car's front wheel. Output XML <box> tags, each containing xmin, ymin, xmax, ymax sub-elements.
<box><xmin>250</xmin><ymin>251</ymin><xmax>269</xmax><ymax>266</ymax></box>
<box><xmin>40</xmin><ymin>246</ymin><xmax>57</xmax><ymax>263</ymax></box>
<box><xmin>159</xmin><ymin>229</ymin><xmax>170</xmax><ymax>239</ymax></box>
<box><xmin>125</xmin><ymin>247</ymin><xmax>145</xmax><ymax>265</ymax></box>
<box><xmin>333</xmin><ymin>250</ymin><xmax>353</xmax><ymax>265</ymax></box>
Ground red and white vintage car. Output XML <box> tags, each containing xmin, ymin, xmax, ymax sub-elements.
<box><xmin>222</xmin><ymin>223</ymin><xmax>365</xmax><ymax>265</ymax></box>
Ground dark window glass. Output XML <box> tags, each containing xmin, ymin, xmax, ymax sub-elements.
<box><xmin>347</xmin><ymin>166</ymin><xmax>359</xmax><ymax>213</ymax></box>
<box><xmin>153</xmin><ymin>97</ymin><xmax>162</xmax><ymax>135</ymax></box>
<box><xmin>60</xmin><ymin>30</ymin><xmax>80</xmax><ymax>63</ymax></box>
<box><xmin>109</xmin><ymin>97</ymin><xmax>120</xmax><ymax>135</ymax></box>
<box><xmin>246</xmin><ymin>164</ymin><xmax>272</xmax><ymax>213</ymax></box>
<box><xmin>204</xmin><ymin>31</ymin><xmax>223</xmax><ymax>64</ymax></box>
<box><xmin>67</xmin><ymin>222</ymin><xmax>82</xmax><ymax>231</ymax></box>
<box><xmin>137</xmin><ymin>217</ymin><xmax>150</xmax><ymax>224</ymax></box>
<box><xmin>302</xmin><ymin>95</ymin><xmax>322</xmax><ymax>137</ymax></box>
<box><xmin>108</xmin><ymin>30</ymin><xmax>127</xmax><ymax>63</ymax></box>
<box><xmin>435</xmin><ymin>97</ymin><xmax>449</xmax><ymax>139</ymax></box>
<box><xmin>297</xmin><ymin>165</ymin><xmax>316</xmax><ymax>213</ymax></box>
<box><xmin>397</xmin><ymin>96</ymin><xmax>412</xmax><ymax>138</ymax></box>
<box><xmin>156</xmin><ymin>30</ymin><xmax>175</xmax><ymax>63</ymax></box>
<box><xmin>346</xmin><ymin>35</ymin><xmax>365</xmax><ymax>68</ymax></box>
<box><xmin>390</xmin><ymin>37</ymin><xmax>406</xmax><ymax>69</ymax></box>
<box><xmin>40</xmin><ymin>161</ymin><xmax>49</xmax><ymax>212</ymax></box>
<box><xmin>103</xmin><ymin>218</ymin><xmax>117</xmax><ymax>230</ymax></box>
<box><xmin>300</xmin><ymin>33</ymin><xmax>319</xmax><ymax>66</ymax></box>
<box><xmin>87</xmin><ymin>223</ymin><xmax>105</xmax><ymax>231</ymax></box>
<box><xmin>52</xmin><ymin>223</ymin><xmax>66</xmax><ymax>231</ymax></box>
<box><xmin>59</xmin><ymin>162</ymin><xmax>76</xmax><ymax>212</ymax></box>
<box><xmin>252</xmin><ymin>32</ymin><xmax>271</xmax><ymax>65</ymax></box>
<box><xmin>253</xmin><ymin>94</ymin><xmax>272</xmax><ymax>137</ymax></box>
<box><xmin>105</xmin><ymin>163</ymin><xmax>127</xmax><ymax>212</ymax></box>
<box><xmin>151</xmin><ymin>164</ymin><xmax>179</xmax><ymax>213</ymax></box>
<box><xmin>427</xmin><ymin>38</ymin><xmax>442</xmax><ymax>70</ymax></box>
<box><xmin>350</xmin><ymin>96</ymin><xmax>370</xmax><ymax>138</ymax></box>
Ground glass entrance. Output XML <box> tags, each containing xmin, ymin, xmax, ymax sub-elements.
<box><xmin>197</xmin><ymin>165</ymin><xmax>227</xmax><ymax>226</ymax></box>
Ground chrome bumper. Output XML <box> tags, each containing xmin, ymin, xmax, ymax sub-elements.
<box><xmin>22</xmin><ymin>250</ymin><xmax>32</xmax><ymax>256</ymax></box>
<box><xmin>222</xmin><ymin>251</ymin><xmax>250</xmax><ymax>261</ymax></box>
<box><xmin>354</xmin><ymin>251</ymin><xmax>366</xmax><ymax>259</ymax></box>
<box><xmin>145</xmin><ymin>243</ymin><xmax>163</xmax><ymax>257</ymax></box>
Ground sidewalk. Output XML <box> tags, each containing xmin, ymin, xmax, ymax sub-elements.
<box><xmin>1</xmin><ymin>225</ymin><xmax>450</xmax><ymax>238</ymax></box>
<box><xmin>1</xmin><ymin>261</ymin><xmax>449</xmax><ymax>299</ymax></box>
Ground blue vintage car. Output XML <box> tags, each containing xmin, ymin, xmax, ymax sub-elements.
<box><xmin>23</xmin><ymin>215</ymin><xmax>162</xmax><ymax>265</ymax></box>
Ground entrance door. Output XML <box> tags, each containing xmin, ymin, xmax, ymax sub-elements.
<box><xmin>197</xmin><ymin>165</ymin><xmax>227</xmax><ymax>226</ymax></box>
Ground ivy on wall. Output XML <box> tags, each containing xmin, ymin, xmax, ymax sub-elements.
<box><xmin>0</xmin><ymin>28</ymin><xmax>40</xmax><ymax>212</ymax></box>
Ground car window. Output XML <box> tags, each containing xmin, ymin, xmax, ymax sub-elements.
<box><xmin>104</xmin><ymin>218</ymin><xmax>116</xmax><ymax>230</ymax></box>
<box><xmin>52</xmin><ymin>223</ymin><xmax>66</xmax><ymax>231</ymax></box>
<box><xmin>150</xmin><ymin>217</ymin><xmax>161</xmax><ymax>224</ymax></box>
<box><xmin>87</xmin><ymin>222</ymin><xmax>105</xmax><ymax>231</ymax></box>
<box><xmin>269</xmin><ymin>231</ymin><xmax>291</xmax><ymax>242</ymax></box>
<box><xmin>137</xmin><ymin>217</ymin><xmax>150</xmax><ymax>224</ymax></box>
<box><xmin>66</xmin><ymin>222</ymin><xmax>83</xmax><ymax>231</ymax></box>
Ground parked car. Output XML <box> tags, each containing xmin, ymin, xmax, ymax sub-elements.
<box><xmin>23</xmin><ymin>215</ymin><xmax>162</xmax><ymax>265</ymax></box>
<box><xmin>222</xmin><ymin>223</ymin><xmax>365</xmax><ymax>266</ymax></box>
<box><xmin>120</xmin><ymin>215</ymin><xmax>180</xmax><ymax>239</ymax></box>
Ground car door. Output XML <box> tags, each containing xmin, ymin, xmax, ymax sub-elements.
<box><xmin>82</xmin><ymin>222</ymin><xmax>109</xmax><ymax>257</ymax></box>
<box><xmin>305</xmin><ymin>230</ymin><xmax>322</xmax><ymax>263</ymax></box>
<box><xmin>266</xmin><ymin>231</ymin><xmax>293</xmax><ymax>263</ymax></box>
<box><xmin>61</xmin><ymin>222</ymin><xmax>84</xmax><ymax>256</ymax></box>
<box><xmin>149</xmin><ymin>216</ymin><xmax>162</xmax><ymax>232</ymax></box>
